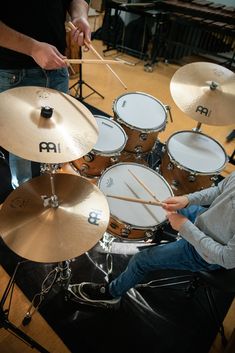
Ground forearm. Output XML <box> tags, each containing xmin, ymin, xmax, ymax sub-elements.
<box><xmin>68</xmin><ymin>0</ymin><xmax>89</xmax><ymax>21</ymax></box>
<box><xmin>0</xmin><ymin>21</ymin><xmax>37</xmax><ymax>56</ymax></box>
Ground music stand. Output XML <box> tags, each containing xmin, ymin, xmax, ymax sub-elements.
<box><xmin>69</xmin><ymin>47</ymin><xmax>104</xmax><ymax>101</ymax></box>
<box><xmin>0</xmin><ymin>261</ymin><xmax>50</xmax><ymax>353</ymax></box>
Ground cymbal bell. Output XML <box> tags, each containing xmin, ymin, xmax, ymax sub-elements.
<box><xmin>0</xmin><ymin>174</ymin><xmax>110</xmax><ymax>263</ymax></box>
<box><xmin>170</xmin><ymin>62</ymin><xmax>235</xmax><ymax>126</ymax></box>
<box><xmin>0</xmin><ymin>86</ymin><xmax>98</xmax><ymax>163</ymax></box>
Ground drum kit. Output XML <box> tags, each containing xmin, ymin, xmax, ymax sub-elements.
<box><xmin>0</xmin><ymin>62</ymin><xmax>233</xmax><ymax>344</ymax></box>
<box><xmin>0</xmin><ymin>62</ymin><xmax>234</xmax><ymax>263</ymax></box>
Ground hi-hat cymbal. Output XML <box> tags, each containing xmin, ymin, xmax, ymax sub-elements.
<box><xmin>170</xmin><ymin>62</ymin><xmax>235</xmax><ymax>126</ymax></box>
<box><xmin>0</xmin><ymin>86</ymin><xmax>98</xmax><ymax>163</ymax></box>
<box><xmin>0</xmin><ymin>174</ymin><xmax>110</xmax><ymax>263</ymax></box>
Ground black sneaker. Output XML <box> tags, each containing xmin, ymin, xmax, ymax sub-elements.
<box><xmin>70</xmin><ymin>282</ymin><xmax>121</xmax><ymax>307</ymax></box>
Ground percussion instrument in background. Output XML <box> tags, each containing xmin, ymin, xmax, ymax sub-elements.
<box><xmin>72</xmin><ymin>115</ymin><xmax>127</xmax><ymax>177</ymax></box>
<box><xmin>98</xmin><ymin>162</ymin><xmax>173</xmax><ymax>241</ymax></box>
<box><xmin>65</xmin><ymin>29</ymin><xmax>80</xmax><ymax>79</ymax></box>
<box><xmin>160</xmin><ymin>130</ymin><xmax>229</xmax><ymax>196</ymax></box>
<box><xmin>112</xmin><ymin>92</ymin><xmax>168</xmax><ymax>156</ymax></box>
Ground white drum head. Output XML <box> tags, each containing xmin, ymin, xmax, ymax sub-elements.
<box><xmin>113</xmin><ymin>92</ymin><xmax>167</xmax><ymax>131</ymax></box>
<box><xmin>98</xmin><ymin>163</ymin><xmax>173</xmax><ymax>228</ymax></box>
<box><xmin>93</xmin><ymin>115</ymin><xmax>127</xmax><ymax>155</ymax></box>
<box><xmin>167</xmin><ymin>131</ymin><xmax>227</xmax><ymax>173</ymax></box>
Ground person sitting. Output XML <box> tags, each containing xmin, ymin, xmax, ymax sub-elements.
<box><xmin>69</xmin><ymin>171</ymin><xmax>235</xmax><ymax>307</ymax></box>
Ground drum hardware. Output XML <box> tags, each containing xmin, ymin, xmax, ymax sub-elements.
<box><xmin>0</xmin><ymin>261</ymin><xmax>50</xmax><ymax>353</ymax></box>
<box><xmin>69</xmin><ymin>46</ymin><xmax>105</xmax><ymax>101</ymax></box>
<box><xmin>165</xmin><ymin>105</ymin><xmax>173</xmax><ymax>123</ymax></box>
<box><xmin>188</xmin><ymin>174</ymin><xmax>196</xmax><ymax>183</ymax></box>
<box><xmin>139</xmin><ymin>133</ymin><xmax>148</xmax><ymax>141</ymax></box>
<box><xmin>84</xmin><ymin>153</ymin><xmax>94</xmax><ymax>162</ymax></box>
<box><xmin>22</xmin><ymin>260</ymin><xmax>72</xmax><ymax>326</ymax></box>
<box><xmin>0</xmin><ymin>86</ymin><xmax>99</xmax><ymax>163</ymax></box>
<box><xmin>135</xmin><ymin>146</ymin><xmax>143</xmax><ymax>153</ymax></box>
<box><xmin>110</xmin><ymin>156</ymin><xmax>119</xmax><ymax>163</ymax></box>
<box><xmin>170</xmin><ymin>62</ymin><xmax>235</xmax><ymax>126</ymax></box>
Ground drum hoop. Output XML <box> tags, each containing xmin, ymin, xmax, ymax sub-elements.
<box><xmin>166</xmin><ymin>130</ymin><xmax>229</xmax><ymax>174</ymax></box>
<box><xmin>98</xmin><ymin>162</ymin><xmax>174</xmax><ymax>228</ymax></box>
<box><xmin>116</xmin><ymin>117</ymin><xmax>166</xmax><ymax>133</ymax></box>
<box><xmin>110</xmin><ymin>213</ymin><xmax>165</xmax><ymax>231</ymax></box>
<box><xmin>112</xmin><ymin>91</ymin><xmax>167</xmax><ymax>131</ymax></box>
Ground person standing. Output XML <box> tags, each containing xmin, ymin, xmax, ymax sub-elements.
<box><xmin>0</xmin><ymin>0</ymin><xmax>91</xmax><ymax>188</ymax></box>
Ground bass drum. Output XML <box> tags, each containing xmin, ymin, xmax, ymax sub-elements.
<box><xmin>160</xmin><ymin>130</ymin><xmax>228</xmax><ymax>195</ymax></box>
<box><xmin>98</xmin><ymin>162</ymin><xmax>173</xmax><ymax>240</ymax></box>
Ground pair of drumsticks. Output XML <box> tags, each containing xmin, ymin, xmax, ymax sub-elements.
<box><xmin>107</xmin><ymin>169</ymin><xmax>164</xmax><ymax>208</ymax></box>
<box><xmin>66</xmin><ymin>21</ymin><xmax>127</xmax><ymax>90</ymax></box>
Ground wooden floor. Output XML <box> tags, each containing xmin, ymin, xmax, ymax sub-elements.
<box><xmin>0</xmin><ymin>13</ymin><xmax>234</xmax><ymax>353</ymax></box>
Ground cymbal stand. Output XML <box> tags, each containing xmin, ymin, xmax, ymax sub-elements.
<box><xmin>23</xmin><ymin>164</ymin><xmax>72</xmax><ymax>325</ymax></box>
<box><xmin>0</xmin><ymin>261</ymin><xmax>50</xmax><ymax>353</ymax></box>
<box><xmin>69</xmin><ymin>47</ymin><xmax>104</xmax><ymax>101</ymax></box>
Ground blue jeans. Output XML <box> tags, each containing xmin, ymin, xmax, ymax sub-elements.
<box><xmin>109</xmin><ymin>205</ymin><xmax>221</xmax><ymax>297</ymax></box>
<box><xmin>0</xmin><ymin>67</ymin><xmax>69</xmax><ymax>188</ymax></box>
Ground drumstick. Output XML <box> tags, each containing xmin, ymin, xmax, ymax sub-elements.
<box><xmin>66</xmin><ymin>21</ymin><xmax>127</xmax><ymax>90</ymax></box>
<box><xmin>107</xmin><ymin>194</ymin><xmax>164</xmax><ymax>207</ymax></box>
<box><xmin>65</xmin><ymin>59</ymin><xmax>125</xmax><ymax>65</ymax></box>
<box><xmin>128</xmin><ymin>169</ymin><xmax>161</xmax><ymax>202</ymax></box>
<box><xmin>125</xmin><ymin>182</ymin><xmax>160</xmax><ymax>223</ymax></box>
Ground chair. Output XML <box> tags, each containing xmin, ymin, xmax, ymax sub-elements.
<box><xmin>137</xmin><ymin>268</ymin><xmax>235</xmax><ymax>347</ymax></box>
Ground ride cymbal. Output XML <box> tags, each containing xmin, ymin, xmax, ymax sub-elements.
<box><xmin>0</xmin><ymin>174</ymin><xmax>110</xmax><ymax>263</ymax></box>
<box><xmin>170</xmin><ymin>62</ymin><xmax>235</xmax><ymax>126</ymax></box>
<box><xmin>0</xmin><ymin>86</ymin><xmax>98</xmax><ymax>163</ymax></box>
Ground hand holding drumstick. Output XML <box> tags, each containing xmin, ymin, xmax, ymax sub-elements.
<box><xmin>66</xmin><ymin>21</ymin><xmax>127</xmax><ymax>89</ymax></box>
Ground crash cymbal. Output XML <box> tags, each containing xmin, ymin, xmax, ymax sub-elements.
<box><xmin>170</xmin><ymin>62</ymin><xmax>235</xmax><ymax>126</ymax></box>
<box><xmin>0</xmin><ymin>174</ymin><xmax>110</xmax><ymax>263</ymax></box>
<box><xmin>0</xmin><ymin>86</ymin><xmax>98</xmax><ymax>163</ymax></box>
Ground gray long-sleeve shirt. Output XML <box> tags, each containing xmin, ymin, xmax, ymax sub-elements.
<box><xmin>179</xmin><ymin>171</ymin><xmax>235</xmax><ymax>269</ymax></box>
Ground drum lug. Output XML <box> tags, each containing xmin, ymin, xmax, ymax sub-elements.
<box><xmin>80</xmin><ymin>164</ymin><xmax>89</xmax><ymax>173</ymax></box>
<box><xmin>145</xmin><ymin>231</ymin><xmax>153</xmax><ymax>238</ymax></box>
<box><xmin>110</xmin><ymin>156</ymin><xmax>119</xmax><ymax>164</ymax></box>
<box><xmin>167</xmin><ymin>162</ymin><xmax>174</xmax><ymax>171</ymax></box>
<box><xmin>121</xmin><ymin>225</ymin><xmax>131</xmax><ymax>237</ymax></box>
<box><xmin>135</xmin><ymin>146</ymin><xmax>143</xmax><ymax>154</ymax></box>
<box><xmin>211</xmin><ymin>175</ymin><xmax>218</xmax><ymax>182</ymax></box>
<box><xmin>188</xmin><ymin>174</ymin><xmax>196</xmax><ymax>182</ymax></box>
<box><xmin>172</xmin><ymin>179</ymin><xmax>179</xmax><ymax>188</ymax></box>
<box><xmin>161</xmin><ymin>145</ymin><xmax>166</xmax><ymax>153</ymax></box>
<box><xmin>139</xmin><ymin>133</ymin><xmax>148</xmax><ymax>141</ymax></box>
<box><xmin>83</xmin><ymin>153</ymin><xmax>94</xmax><ymax>162</ymax></box>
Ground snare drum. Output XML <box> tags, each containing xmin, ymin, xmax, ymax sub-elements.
<box><xmin>72</xmin><ymin>116</ymin><xmax>127</xmax><ymax>177</ymax></box>
<box><xmin>98</xmin><ymin>163</ymin><xmax>173</xmax><ymax>240</ymax></box>
<box><xmin>113</xmin><ymin>92</ymin><xmax>167</xmax><ymax>153</ymax></box>
<box><xmin>160</xmin><ymin>130</ymin><xmax>228</xmax><ymax>195</ymax></box>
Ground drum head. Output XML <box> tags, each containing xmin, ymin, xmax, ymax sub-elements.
<box><xmin>113</xmin><ymin>92</ymin><xmax>167</xmax><ymax>131</ymax></box>
<box><xmin>98</xmin><ymin>163</ymin><xmax>173</xmax><ymax>228</ymax></box>
<box><xmin>167</xmin><ymin>131</ymin><xmax>228</xmax><ymax>173</ymax></box>
<box><xmin>93</xmin><ymin>116</ymin><xmax>127</xmax><ymax>155</ymax></box>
